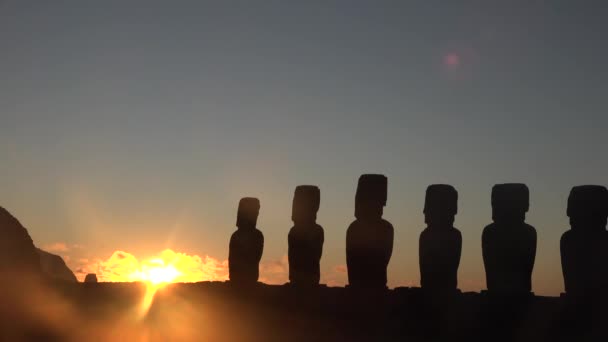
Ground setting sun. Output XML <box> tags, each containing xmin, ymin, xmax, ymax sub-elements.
<box><xmin>131</xmin><ymin>258</ymin><xmax>181</xmax><ymax>285</ymax></box>
<box><xmin>84</xmin><ymin>249</ymin><xmax>229</xmax><ymax>283</ymax></box>
<box><xmin>131</xmin><ymin>258</ymin><xmax>183</xmax><ymax>318</ymax></box>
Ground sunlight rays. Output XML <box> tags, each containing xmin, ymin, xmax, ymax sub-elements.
<box><xmin>129</xmin><ymin>258</ymin><xmax>182</xmax><ymax>318</ymax></box>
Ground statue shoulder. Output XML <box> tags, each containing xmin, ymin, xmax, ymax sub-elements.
<box><xmin>560</xmin><ymin>229</ymin><xmax>574</xmax><ymax>243</ymax></box>
<box><xmin>314</xmin><ymin>223</ymin><xmax>324</xmax><ymax>236</ymax></box>
<box><xmin>380</xmin><ymin>219</ymin><xmax>394</xmax><ymax>231</ymax></box>
<box><xmin>482</xmin><ymin>223</ymin><xmax>496</xmax><ymax>234</ymax></box>
<box><xmin>523</xmin><ymin>222</ymin><xmax>537</xmax><ymax>235</ymax></box>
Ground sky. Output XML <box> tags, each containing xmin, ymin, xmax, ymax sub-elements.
<box><xmin>0</xmin><ymin>1</ymin><xmax>606</xmax><ymax>295</ymax></box>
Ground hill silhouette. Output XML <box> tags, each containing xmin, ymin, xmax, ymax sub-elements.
<box><xmin>0</xmin><ymin>206</ymin><xmax>42</xmax><ymax>278</ymax></box>
<box><xmin>0</xmin><ymin>206</ymin><xmax>77</xmax><ymax>283</ymax></box>
<box><xmin>37</xmin><ymin>248</ymin><xmax>77</xmax><ymax>283</ymax></box>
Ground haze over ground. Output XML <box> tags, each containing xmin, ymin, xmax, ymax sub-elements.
<box><xmin>1</xmin><ymin>1</ymin><xmax>607</xmax><ymax>295</ymax></box>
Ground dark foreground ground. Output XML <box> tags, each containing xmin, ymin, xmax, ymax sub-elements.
<box><xmin>1</xmin><ymin>280</ymin><xmax>606</xmax><ymax>341</ymax></box>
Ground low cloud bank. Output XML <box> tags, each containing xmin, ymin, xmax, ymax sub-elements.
<box><xmin>72</xmin><ymin>248</ymin><xmax>348</xmax><ymax>286</ymax></box>
<box><xmin>74</xmin><ymin>249</ymin><xmax>229</xmax><ymax>283</ymax></box>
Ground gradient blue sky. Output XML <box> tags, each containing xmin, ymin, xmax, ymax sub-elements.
<box><xmin>1</xmin><ymin>1</ymin><xmax>606</xmax><ymax>294</ymax></box>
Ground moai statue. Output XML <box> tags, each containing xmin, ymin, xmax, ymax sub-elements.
<box><xmin>84</xmin><ymin>273</ymin><xmax>98</xmax><ymax>283</ymax></box>
<box><xmin>561</xmin><ymin>185</ymin><xmax>608</xmax><ymax>298</ymax></box>
<box><xmin>419</xmin><ymin>184</ymin><xmax>462</xmax><ymax>292</ymax></box>
<box><xmin>229</xmin><ymin>197</ymin><xmax>264</xmax><ymax>285</ymax></box>
<box><xmin>288</xmin><ymin>185</ymin><xmax>324</xmax><ymax>286</ymax></box>
<box><xmin>482</xmin><ymin>184</ymin><xmax>537</xmax><ymax>295</ymax></box>
<box><xmin>346</xmin><ymin>174</ymin><xmax>394</xmax><ymax>289</ymax></box>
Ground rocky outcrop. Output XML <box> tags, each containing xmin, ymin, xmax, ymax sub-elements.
<box><xmin>37</xmin><ymin>248</ymin><xmax>77</xmax><ymax>282</ymax></box>
<box><xmin>0</xmin><ymin>206</ymin><xmax>42</xmax><ymax>277</ymax></box>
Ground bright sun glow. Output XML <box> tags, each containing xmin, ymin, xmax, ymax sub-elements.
<box><xmin>147</xmin><ymin>265</ymin><xmax>180</xmax><ymax>284</ymax></box>
<box><xmin>130</xmin><ymin>258</ymin><xmax>182</xmax><ymax>285</ymax></box>
<box><xmin>131</xmin><ymin>258</ymin><xmax>183</xmax><ymax>319</ymax></box>
<box><xmin>82</xmin><ymin>249</ymin><xmax>229</xmax><ymax>283</ymax></box>
<box><xmin>87</xmin><ymin>249</ymin><xmax>229</xmax><ymax>319</ymax></box>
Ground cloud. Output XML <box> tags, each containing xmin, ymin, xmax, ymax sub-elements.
<box><xmin>259</xmin><ymin>255</ymin><xmax>289</xmax><ymax>285</ymax></box>
<box><xmin>259</xmin><ymin>258</ymin><xmax>350</xmax><ymax>287</ymax></box>
<box><xmin>321</xmin><ymin>264</ymin><xmax>348</xmax><ymax>287</ymax></box>
<box><xmin>70</xmin><ymin>249</ymin><xmax>349</xmax><ymax>287</ymax></box>
<box><xmin>42</xmin><ymin>242</ymin><xmax>70</xmax><ymax>253</ymax></box>
<box><xmin>333</xmin><ymin>264</ymin><xmax>347</xmax><ymax>273</ymax></box>
<box><xmin>74</xmin><ymin>249</ymin><xmax>229</xmax><ymax>283</ymax></box>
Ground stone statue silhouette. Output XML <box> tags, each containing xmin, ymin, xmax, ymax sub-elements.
<box><xmin>84</xmin><ymin>273</ymin><xmax>98</xmax><ymax>283</ymax></box>
<box><xmin>560</xmin><ymin>185</ymin><xmax>608</xmax><ymax>298</ymax></box>
<box><xmin>229</xmin><ymin>197</ymin><xmax>264</xmax><ymax>285</ymax></box>
<box><xmin>482</xmin><ymin>184</ymin><xmax>537</xmax><ymax>295</ymax></box>
<box><xmin>288</xmin><ymin>185</ymin><xmax>324</xmax><ymax>286</ymax></box>
<box><xmin>346</xmin><ymin>174</ymin><xmax>394</xmax><ymax>289</ymax></box>
<box><xmin>419</xmin><ymin>184</ymin><xmax>462</xmax><ymax>292</ymax></box>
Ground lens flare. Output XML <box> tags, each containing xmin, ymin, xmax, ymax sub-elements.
<box><xmin>129</xmin><ymin>258</ymin><xmax>182</xmax><ymax>318</ymax></box>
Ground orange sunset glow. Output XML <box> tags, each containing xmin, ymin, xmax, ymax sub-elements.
<box><xmin>3</xmin><ymin>0</ymin><xmax>608</xmax><ymax>340</ymax></box>
<box><xmin>75</xmin><ymin>249</ymin><xmax>230</xmax><ymax>284</ymax></box>
<box><xmin>90</xmin><ymin>250</ymin><xmax>226</xmax><ymax>318</ymax></box>
<box><xmin>131</xmin><ymin>259</ymin><xmax>181</xmax><ymax>285</ymax></box>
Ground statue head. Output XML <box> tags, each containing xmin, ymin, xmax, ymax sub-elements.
<box><xmin>567</xmin><ymin>185</ymin><xmax>608</xmax><ymax>231</ymax></box>
<box><xmin>491</xmin><ymin>183</ymin><xmax>529</xmax><ymax>223</ymax></box>
<box><xmin>236</xmin><ymin>197</ymin><xmax>260</xmax><ymax>229</ymax></box>
<box><xmin>424</xmin><ymin>184</ymin><xmax>458</xmax><ymax>227</ymax></box>
<box><xmin>292</xmin><ymin>185</ymin><xmax>320</xmax><ymax>224</ymax></box>
<box><xmin>355</xmin><ymin>174</ymin><xmax>387</xmax><ymax>220</ymax></box>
